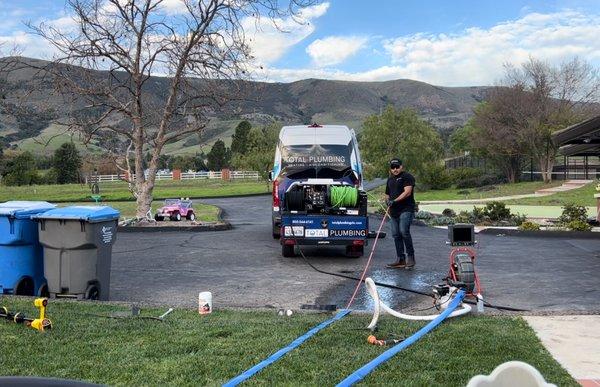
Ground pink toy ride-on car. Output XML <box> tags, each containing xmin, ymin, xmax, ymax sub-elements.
<box><xmin>155</xmin><ymin>199</ymin><xmax>195</xmax><ymax>221</ymax></box>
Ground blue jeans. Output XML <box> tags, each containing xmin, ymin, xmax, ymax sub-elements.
<box><xmin>389</xmin><ymin>211</ymin><xmax>415</xmax><ymax>259</ymax></box>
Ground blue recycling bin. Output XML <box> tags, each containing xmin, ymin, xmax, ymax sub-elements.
<box><xmin>0</xmin><ymin>201</ymin><xmax>56</xmax><ymax>295</ymax></box>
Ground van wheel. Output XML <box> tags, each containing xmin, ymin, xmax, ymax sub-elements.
<box><xmin>345</xmin><ymin>245</ymin><xmax>364</xmax><ymax>258</ymax></box>
<box><xmin>282</xmin><ymin>244</ymin><xmax>295</xmax><ymax>257</ymax></box>
<box><xmin>15</xmin><ymin>277</ymin><xmax>34</xmax><ymax>296</ymax></box>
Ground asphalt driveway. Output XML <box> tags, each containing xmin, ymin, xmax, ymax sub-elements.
<box><xmin>109</xmin><ymin>195</ymin><xmax>600</xmax><ymax>313</ymax></box>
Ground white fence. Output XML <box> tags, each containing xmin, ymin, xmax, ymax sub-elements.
<box><xmin>86</xmin><ymin>170</ymin><xmax>260</xmax><ymax>184</ymax></box>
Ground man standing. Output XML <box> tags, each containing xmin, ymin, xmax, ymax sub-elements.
<box><xmin>385</xmin><ymin>158</ymin><xmax>416</xmax><ymax>269</ymax></box>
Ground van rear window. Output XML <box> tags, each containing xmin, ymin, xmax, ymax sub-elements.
<box><xmin>280</xmin><ymin>144</ymin><xmax>352</xmax><ymax>179</ymax></box>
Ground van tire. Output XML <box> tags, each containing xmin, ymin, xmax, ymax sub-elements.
<box><xmin>345</xmin><ymin>245</ymin><xmax>364</xmax><ymax>258</ymax></box>
<box><xmin>282</xmin><ymin>244</ymin><xmax>295</xmax><ymax>257</ymax></box>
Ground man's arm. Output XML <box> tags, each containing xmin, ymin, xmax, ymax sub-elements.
<box><xmin>392</xmin><ymin>185</ymin><xmax>413</xmax><ymax>203</ymax></box>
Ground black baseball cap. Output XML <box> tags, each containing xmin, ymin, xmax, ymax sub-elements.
<box><xmin>390</xmin><ymin>158</ymin><xmax>402</xmax><ymax>167</ymax></box>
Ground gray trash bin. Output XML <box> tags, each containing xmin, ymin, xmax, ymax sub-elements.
<box><xmin>32</xmin><ymin>206</ymin><xmax>120</xmax><ymax>300</ymax></box>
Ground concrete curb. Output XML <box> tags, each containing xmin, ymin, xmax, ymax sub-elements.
<box><xmin>118</xmin><ymin>222</ymin><xmax>231</xmax><ymax>233</ymax></box>
<box><xmin>478</xmin><ymin>227</ymin><xmax>600</xmax><ymax>239</ymax></box>
<box><xmin>118</xmin><ymin>204</ymin><xmax>232</xmax><ymax>233</ymax></box>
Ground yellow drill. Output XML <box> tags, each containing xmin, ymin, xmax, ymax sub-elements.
<box><xmin>0</xmin><ymin>298</ymin><xmax>52</xmax><ymax>332</ymax></box>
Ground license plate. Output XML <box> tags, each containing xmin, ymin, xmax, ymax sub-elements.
<box><xmin>284</xmin><ymin>226</ymin><xmax>304</xmax><ymax>237</ymax></box>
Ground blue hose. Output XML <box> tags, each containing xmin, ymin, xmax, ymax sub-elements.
<box><xmin>223</xmin><ymin>309</ymin><xmax>351</xmax><ymax>387</ymax></box>
<box><xmin>336</xmin><ymin>290</ymin><xmax>466</xmax><ymax>386</ymax></box>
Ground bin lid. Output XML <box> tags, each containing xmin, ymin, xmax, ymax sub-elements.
<box><xmin>0</xmin><ymin>201</ymin><xmax>56</xmax><ymax>219</ymax></box>
<box><xmin>33</xmin><ymin>205</ymin><xmax>120</xmax><ymax>223</ymax></box>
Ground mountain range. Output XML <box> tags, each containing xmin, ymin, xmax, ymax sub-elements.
<box><xmin>0</xmin><ymin>57</ymin><xmax>488</xmax><ymax>155</ymax></box>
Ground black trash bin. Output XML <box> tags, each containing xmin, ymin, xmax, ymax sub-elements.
<box><xmin>32</xmin><ymin>206</ymin><xmax>120</xmax><ymax>300</ymax></box>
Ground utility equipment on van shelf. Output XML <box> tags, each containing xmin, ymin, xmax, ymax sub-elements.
<box><xmin>270</xmin><ymin>124</ymin><xmax>368</xmax><ymax>257</ymax></box>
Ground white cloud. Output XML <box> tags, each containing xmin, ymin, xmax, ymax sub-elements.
<box><xmin>158</xmin><ymin>0</ymin><xmax>188</xmax><ymax>15</ymax></box>
<box><xmin>297</xmin><ymin>3</ymin><xmax>330</xmax><ymax>19</ymax></box>
<box><xmin>243</xmin><ymin>2</ymin><xmax>330</xmax><ymax>65</ymax></box>
<box><xmin>306</xmin><ymin>36</ymin><xmax>368</xmax><ymax>66</ymax></box>
<box><xmin>377</xmin><ymin>10</ymin><xmax>600</xmax><ymax>86</ymax></box>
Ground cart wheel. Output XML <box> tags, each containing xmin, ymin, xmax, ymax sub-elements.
<box><xmin>15</xmin><ymin>277</ymin><xmax>34</xmax><ymax>296</ymax></box>
<box><xmin>454</xmin><ymin>253</ymin><xmax>475</xmax><ymax>293</ymax></box>
<box><xmin>282</xmin><ymin>244</ymin><xmax>295</xmax><ymax>257</ymax></box>
<box><xmin>38</xmin><ymin>283</ymin><xmax>50</xmax><ymax>297</ymax></box>
<box><xmin>85</xmin><ymin>284</ymin><xmax>100</xmax><ymax>300</ymax></box>
<box><xmin>171</xmin><ymin>212</ymin><xmax>181</xmax><ymax>221</ymax></box>
<box><xmin>154</xmin><ymin>215</ymin><xmax>164</xmax><ymax>221</ymax></box>
<box><xmin>187</xmin><ymin>212</ymin><xmax>195</xmax><ymax>221</ymax></box>
<box><xmin>345</xmin><ymin>245</ymin><xmax>364</xmax><ymax>258</ymax></box>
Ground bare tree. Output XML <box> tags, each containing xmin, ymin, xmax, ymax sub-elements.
<box><xmin>28</xmin><ymin>0</ymin><xmax>314</xmax><ymax>219</ymax></box>
<box><xmin>471</xmin><ymin>87</ymin><xmax>532</xmax><ymax>183</ymax></box>
<box><xmin>503</xmin><ymin>57</ymin><xmax>600</xmax><ymax>182</ymax></box>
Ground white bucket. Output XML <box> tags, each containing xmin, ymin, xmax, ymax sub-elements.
<box><xmin>198</xmin><ymin>291</ymin><xmax>212</xmax><ymax>314</ymax></box>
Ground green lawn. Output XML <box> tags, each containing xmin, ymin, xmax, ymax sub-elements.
<box><xmin>0</xmin><ymin>298</ymin><xmax>576</xmax><ymax>386</ymax></box>
<box><xmin>0</xmin><ymin>179</ymin><xmax>270</xmax><ymax>203</ymax></box>
<box><xmin>62</xmin><ymin>201</ymin><xmax>220</xmax><ymax>222</ymax></box>
<box><xmin>368</xmin><ymin>181</ymin><xmax>561</xmax><ymax>202</ymax></box>
<box><xmin>505</xmin><ymin>181</ymin><xmax>598</xmax><ymax>207</ymax></box>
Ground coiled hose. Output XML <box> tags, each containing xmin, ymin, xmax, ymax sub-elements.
<box><xmin>330</xmin><ymin>186</ymin><xmax>358</xmax><ymax>207</ymax></box>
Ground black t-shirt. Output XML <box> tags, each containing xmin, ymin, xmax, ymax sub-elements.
<box><xmin>385</xmin><ymin>172</ymin><xmax>416</xmax><ymax>216</ymax></box>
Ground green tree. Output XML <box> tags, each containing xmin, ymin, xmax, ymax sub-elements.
<box><xmin>231</xmin><ymin>120</ymin><xmax>252</xmax><ymax>156</ymax></box>
<box><xmin>231</xmin><ymin>123</ymin><xmax>279</xmax><ymax>179</ymax></box>
<box><xmin>53</xmin><ymin>142</ymin><xmax>82</xmax><ymax>184</ymax></box>
<box><xmin>2</xmin><ymin>151</ymin><xmax>40</xmax><ymax>186</ymax></box>
<box><xmin>359</xmin><ymin>106</ymin><xmax>444</xmax><ymax>180</ymax></box>
<box><xmin>449</xmin><ymin>120</ymin><xmax>479</xmax><ymax>155</ymax></box>
<box><xmin>207</xmin><ymin>140</ymin><xmax>231</xmax><ymax>170</ymax></box>
<box><xmin>171</xmin><ymin>155</ymin><xmax>193</xmax><ymax>171</ymax></box>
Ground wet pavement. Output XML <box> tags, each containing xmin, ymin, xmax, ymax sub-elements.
<box><xmin>110</xmin><ymin>195</ymin><xmax>600</xmax><ymax>312</ymax></box>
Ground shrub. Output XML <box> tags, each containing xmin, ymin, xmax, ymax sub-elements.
<box><xmin>512</xmin><ymin>213</ymin><xmax>527</xmax><ymax>226</ymax></box>
<box><xmin>455</xmin><ymin>210</ymin><xmax>472</xmax><ymax>223</ymax></box>
<box><xmin>448</xmin><ymin>168</ymin><xmax>483</xmax><ymax>184</ymax></box>
<box><xmin>415</xmin><ymin>210</ymin><xmax>433</xmax><ymax>220</ymax></box>
<box><xmin>482</xmin><ymin>201</ymin><xmax>511</xmax><ymax>221</ymax></box>
<box><xmin>442</xmin><ymin>208</ymin><xmax>456</xmax><ymax>217</ymax></box>
<box><xmin>419</xmin><ymin>164</ymin><xmax>452</xmax><ymax>190</ymax></box>
<box><xmin>566</xmin><ymin>220</ymin><xmax>592</xmax><ymax>231</ymax></box>
<box><xmin>43</xmin><ymin>168</ymin><xmax>58</xmax><ymax>184</ymax></box>
<box><xmin>519</xmin><ymin>221</ymin><xmax>540</xmax><ymax>231</ymax></box>
<box><xmin>558</xmin><ymin>203</ymin><xmax>588</xmax><ymax>224</ymax></box>
<box><xmin>427</xmin><ymin>216</ymin><xmax>455</xmax><ymax>226</ymax></box>
<box><xmin>456</xmin><ymin>173</ymin><xmax>505</xmax><ymax>189</ymax></box>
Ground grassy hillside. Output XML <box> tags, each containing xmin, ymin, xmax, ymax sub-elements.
<box><xmin>0</xmin><ymin>56</ymin><xmax>487</xmax><ymax>157</ymax></box>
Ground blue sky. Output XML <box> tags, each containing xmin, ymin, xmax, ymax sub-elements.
<box><xmin>1</xmin><ymin>0</ymin><xmax>599</xmax><ymax>86</ymax></box>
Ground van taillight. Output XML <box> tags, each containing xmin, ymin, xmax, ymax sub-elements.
<box><xmin>273</xmin><ymin>180</ymin><xmax>280</xmax><ymax>207</ymax></box>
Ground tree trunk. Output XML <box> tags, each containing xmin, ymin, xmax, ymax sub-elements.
<box><xmin>135</xmin><ymin>182</ymin><xmax>153</xmax><ymax>219</ymax></box>
<box><xmin>539</xmin><ymin>157</ymin><xmax>554</xmax><ymax>184</ymax></box>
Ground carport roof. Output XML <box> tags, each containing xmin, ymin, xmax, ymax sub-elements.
<box><xmin>553</xmin><ymin>115</ymin><xmax>600</xmax><ymax>156</ymax></box>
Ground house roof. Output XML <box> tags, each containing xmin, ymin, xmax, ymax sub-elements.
<box><xmin>552</xmin><ymin>115</ymin><xmax>600</xmax><ymax>156</ymax></box>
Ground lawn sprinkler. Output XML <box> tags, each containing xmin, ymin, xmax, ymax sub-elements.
<box><xmin>445</xmin><ymin>224</ymin><xmax>483</xmax><ymax>304</ymax></box>
<box><xmin>367</xmin><ymin>335</ymin><xmax>404</xmax><ymax>346</ymax></box>
<box><xmin>0</xmin><ymin>298</ymin><xmax>52</xmax><ymax>332</ymax></box>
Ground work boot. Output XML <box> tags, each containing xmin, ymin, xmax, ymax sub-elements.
<box><xmin>386</xmin><ymin>256</ymin><xmax>406</xmax><ymax>269</ymax></box>
<box><xmin>405</xmin><ymin>255</ymin><xmax>415</xmax><ymax>270</ymax></box>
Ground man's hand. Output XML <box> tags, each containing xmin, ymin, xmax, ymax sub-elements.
<box><xmin>387</xmin><ymin>199</ymin><xmax>395</xmax><ymax>207</ymax></box>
